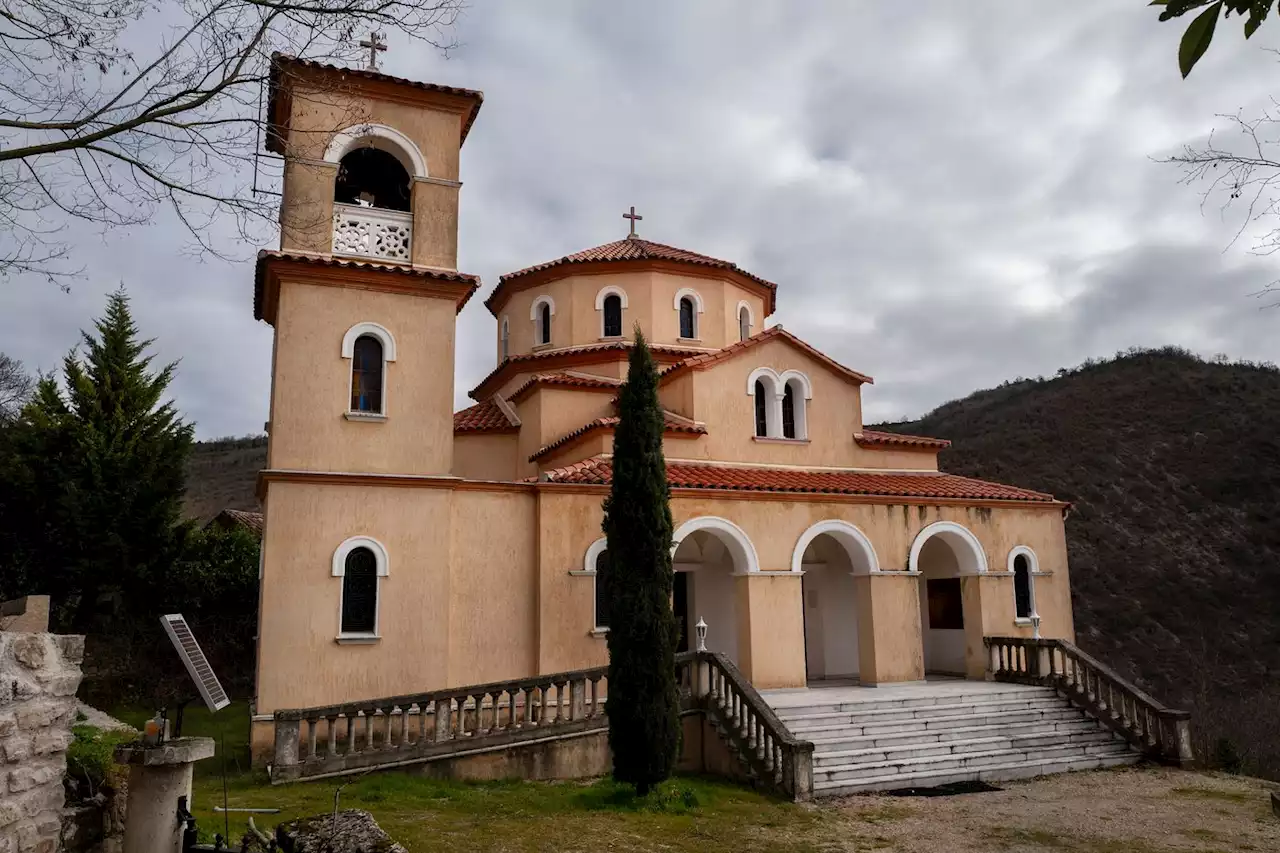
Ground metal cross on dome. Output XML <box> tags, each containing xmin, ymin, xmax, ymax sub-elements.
<box><xmin>623</xmin><ymin>206</ymin><xmax>643</xmax><ymax>239</ymax></box>
<box><xmin>360</xmin><ymin>32</ymin><xmax>387</xmax><ymax>71</ymax></box>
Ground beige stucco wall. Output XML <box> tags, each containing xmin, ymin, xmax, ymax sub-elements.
<box><xmin>267</xmin><ymin>276</ymin><xmax>457</xmax><ymax>475</ymax></box>
<box><xmin>453</xmin><ymin>433</ymin><xmax>520</xmax><ymax>480</ymax></box>
<box><xmin>493</xmin><ymin>270</ymin><xmax>768</xmax><ymax>360</ymax></box>
<box><xmin>277</xmin><ymin>82</ymin><xmax>465</xmax><ymax>269</ymax></box>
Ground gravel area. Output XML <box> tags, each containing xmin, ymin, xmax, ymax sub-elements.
<box><xmin>826</xmin><ymin>766</ymin><xmax>1280</xmax><ymax>852</ymax></box>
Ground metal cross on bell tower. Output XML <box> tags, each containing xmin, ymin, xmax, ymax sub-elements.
<box><xmin>360</xmin><ymin>32</ymin><xmax>388</xmax><ymax>71</ymax></box>
<box><xmin>623</xmin><ymin>205</ymin><xmax>643</xmax><ymax>239</ymax></box>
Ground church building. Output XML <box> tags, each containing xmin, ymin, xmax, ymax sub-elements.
<box><xmin>249</xmin><ymin>56</ymin><xmax>1073</xmax><ymax>760</ymax></box>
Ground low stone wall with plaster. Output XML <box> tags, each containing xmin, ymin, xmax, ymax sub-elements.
<box><xmin>0</xmin><ymin>629</ymin><xmax>84</xmax><ymax>853</ymax></box>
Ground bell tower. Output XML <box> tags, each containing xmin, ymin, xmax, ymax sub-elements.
<box><xmin>253</xmin><ymin>54</ymin><xmax>483</xmax><ymax>476</ymax></box>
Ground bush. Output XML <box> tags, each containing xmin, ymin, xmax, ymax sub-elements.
<box><xmin>66</xmin><ymin>725</ymin><xmax>135</xmax><ymax>799</ymax></box>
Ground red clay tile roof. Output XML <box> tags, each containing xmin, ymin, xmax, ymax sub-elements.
<box><xmin>485</xmin><ymin>237</ymin><xmax>778</xmax><ymax>316</ymax></box>
<box><xmin>855</xmin><ymin>430</ymin><xmax>951</xmax><ymax>450</ymax></box>
<box><xmin>254</xmin><ymin>250</ymin><xmax>479</xmax><ymax>321</ymax></box>
<box><xmin>660</xmin><ymin>325</ymin><xmax>874</xmax><ymax>386</ymax></box>
<box><xmin>206</xmin><ymin>508</ymin><xmax>264</xmax><ymax>538</ymax></box>
<box><xmin>469</xmin><ymin>340</ymin><xmax>708</xmax><ymax>401</ymax></box>
<box><xmin>266</xmin><ymin>54</ymin><xmax>484</xmax><ymax>153</ymax></box>
<box><xmin>507</xmin><ymin>372</ymin><xmax>623</xmax><ymax>402</ymax></box>
<box><xmin>454</xmin><ymin>399</ymin><xmax>519</xmax><ymax>433</ymax></box>
<box><xmin>537</xmin><ymin>457</ymin><xmax>1058</xmax><ymax>503</ymax></box>
<box><xmin>530</xmin><ymin>413</ymin><xmax>707</xmax><ymax>462</ymax></box>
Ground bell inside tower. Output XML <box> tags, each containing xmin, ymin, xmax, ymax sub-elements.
<box><xmin>335</xmin><ymin>147</ymin><xmax>411</xmax><ymax>212</ymax></box>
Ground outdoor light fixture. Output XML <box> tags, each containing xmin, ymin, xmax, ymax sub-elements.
<box><xmin>695</xmin><ymin>617</ymin><xmax>708</xmax><ymax>652</ymax></box>
<box><xmin>1031</xmin><ymin>612</ymin><xmax>1042</xmax><ymax>640</ymax></box>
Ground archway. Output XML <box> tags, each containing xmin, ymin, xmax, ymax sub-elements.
<box><xmin>792</xmin><ymin>521</ymin><xmax>876</xmax><ymax>682</ymax></box>
<box><xmin>909</xmin><ymin>522</ymin><xmax>986</xmax><ymax>676</ymax></box>
<box><xmin>672</xmin><ymin>517</ymin><xmax>757</xmax><ymax>666</ymax></box>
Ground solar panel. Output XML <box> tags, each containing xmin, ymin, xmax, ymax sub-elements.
<box><xmin>161</xmin><ymin>614</ymin><xmax>231</xmax><ymax>712</ymax></box>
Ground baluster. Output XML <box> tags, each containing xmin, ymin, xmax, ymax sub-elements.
<box><xmin>363</xmin><ymin>706</ymin><xmax>376</xmax><ymax>751</ymax></box>
<box><xmin>589</xmin><ymin>677</ymin><xmax>602</xmax><ymax>719</ymax></box>
<box><xmin>490</xmin><ymin>691</ymin><xmax>504</xmax><ymax>731</ymax></box>
<box><xmin>305</xmin><ymin>716</ymin><xmax>319</xmax><ymax>761</ymax></box>
<box><xmin>434</xmin><ymin>699</ymin><xmax>451</xmax><ymax>742</ymax></box>
<box><xmin>413</xmin><ymin>702</ymin><xmax>426</xmax><ymax>745</ymax></box>
<box><xmin>537</xmin><ymin>685</ymin><xmax>548</xmax><ymax>725</ymax></box>
<box><xmin>399</xmin><ymin>704</ymin><xmax>410</xmax><ymax>747</ymax></box>
<box><xmin>571</xmin><ymin>679</ymin><xmax>586</xmax><ymax>721</ymax></box>
<box><xmin>505</xmin><ymin>690</ymin><xmax>518</xmax><ymax>730</ymax></box>
<box><xmin>556</xmin><ymin>681</ymin><xmax>569</xmax><ymax>724</ymax></box>
<box><xmin>325</xmin><ymin>714</ymin><xmax>339</xmax><ymax>757</ymax></box>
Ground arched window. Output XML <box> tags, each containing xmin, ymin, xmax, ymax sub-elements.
<box><xmin>537</xmin><ymin>301</ymin><xmax>552</xmax><ymax>345</ymax></box>
<box><xmin>341</xmin><ymin>547</ymin><xmax>379</xmax><ymax>635</ymax></box>
<box><xmin>782</xmin><ymin>383</ymin><xmax>797</xmax><ymax>439</ymax></box>
<box><xmin>501</xmin><ymin>318</ymin><xmax>510</xmax><ymax>360</ymax></box>
<box><xmin>1013</xmin><ymin>553</ymin><xmax>1035</xmax><ymax>620</ymax></box>
<box><xmin>679</xmin><ymin>296</ymin><xmax>697</xmax><ymax>339</ymax></box>
<box><xmin>602</xmin><ymin>294</ymin><xmax>623</xmax><ymax>337</ymax></box>
<box><xmin>335</xmin><ymin>148</ymin><xmax>411</xmax><ymax>211</ymax></box>
<box><xmin>754</xmin><ymin>380</ymin><xmax>769</xmax><ymax>437</ymax></box>
<box><xmin>739</xmin><ymin>306</ymin><xmax>751</xmax><ymax>342</ymax></box>
<box><xmin>351</xmin><ymin>336</ymin><xmax>384</xmax><ymax>413</ymax></box>
<box><xmin>594</xmin><ymin>548</ymin><xmax>610</xmax><ymax>630</ymax></box>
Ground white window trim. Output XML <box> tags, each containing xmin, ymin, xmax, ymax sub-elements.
<box><xmin>746</xmin><ymin>367</ymin><xmax>810</xmax><ymax>439</ymax></box>
<box><xmin>908</xmin><ymin>521</ymin><xmax>989</xmax><ymax>575</ymax></box>
<box><xmin>672</xmin><ymin>287</ymin><xmax>705</xmax><ymax>312</ymax></box>
<box><xmin>323</xmin><ymin>123</ymin><xmax>428</xmax><ymax>178</ymax></box>
<box><xmin>531</xmin><ymin>295</ymin><xmax>555</xmax><ymax>345</ymax></box>
<box><xmin>579</xmin><ymin>537</ymin><xmax>610</xmax><ymax>632</ymax></box>
<box><xmin>594</xmin><ymin>285</ymin><xmax>630</xmax><ymax>310</ymax></box>
<box><xmin>670</xmin><ymin>516</ymin><xmax>760</xmax><ymax>574</ymax></box>
<box><xmin>332</xmin><ymin>536</ymin><xmax>390</xmax><ymax>641</ymax></box>
<box><xmin>675</xmin><ymin>291</ymin><xmax>701</xmax><ymax>340</ymax></box>
<box><xmin>790</xmin><ymin>520</ymin><xmax>880</xmax><ymax>575</ymax></box>
<box><xmin>341</xmin><ymin>323</ymin><xmax>396</xmax><ymax>418</ymax></box>
<box><xmin>1008</xmin><ymin>545</ymin><xmax>1039</xmax><ymax>622</ymax></box>
<box><xmin>737</xmin><ymin>301</ymin><xmax>754</xmax><ymax>341</ymax></box>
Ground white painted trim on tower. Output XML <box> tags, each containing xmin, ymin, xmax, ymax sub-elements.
<box><xmin>323</xmin><ymin>123</ymin><xmax>429</xmax><ymax>178</ymax></box>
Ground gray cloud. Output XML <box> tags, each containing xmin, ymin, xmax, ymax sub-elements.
<box><xmin>4</xmin><ymin>1</ymin><xmax>1280</xmax><ymax>437</ymax></box>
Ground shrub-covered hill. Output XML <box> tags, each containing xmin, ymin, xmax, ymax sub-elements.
<box><xmin>183</xmin><ymin>434</ymin><xmax>266</xmax><ymax>522</ymax></box>
<box><xmin>878</xmin><ymin>347</ymin><xmax>1280</xmax><ymax>772</ymax></box>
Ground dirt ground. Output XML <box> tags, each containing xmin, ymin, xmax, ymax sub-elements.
<box><xmin>826</xmin><ymin>766</ymin><xmax>1280</xmax><ymax>852</ymax></box>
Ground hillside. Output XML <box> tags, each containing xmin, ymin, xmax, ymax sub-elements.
<box><xmin>183</xmin><ymin>434</ymin><xmax>266</xmax><ymax>522</ymax></box>
<box><xmin>878</xmin><ymin>346</ymin><xmax>1280</xmax><ymax>776</ymax></box>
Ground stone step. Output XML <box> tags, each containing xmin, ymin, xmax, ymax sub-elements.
<box><xmin>805</xmin><ymin>717</ymin><xmax>1103</xmax><ymax>751</ymax></box>
<box><xmin>812</xmin><ymin>729</ymin><xmax>1122</xmax><ymax>767</ymax></box>
<box><xmin>771</xmin><ymin>687</ymin><xmax>1059</xmax><ymax>717</ymax></box>
<box><xmin>785</xmin><ymin>706</ymin><xmax>1085</xmax><ymax>738</ymax></box>
<box><xmin>776</xmin><ymin>696</ymin><xmax>1068</xmax><ymax>727</ymax></box>
<box><xmin>813</xmin><ymin>741</ymin><xmax>1136</xmax><ymax>785</ymax></box>
<box><xmin>813</xmin><ymin>749</ymin><xmax>1142</xmax><ymax>796</ymax></box>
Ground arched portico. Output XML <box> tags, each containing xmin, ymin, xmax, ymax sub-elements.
<box><xmin>792</xmin><ymin>521</ymin><xmax>877</xmax><ymax>683</ymax></box>
<box><xmin>671</xmin><ymin>516</ymin><xmax>757</xmax><ymax>666</ymax></box>
<box><xmin>909</xmin><ymin>521</ymin><xmax>988</xmax><ymax>677</ymax></box>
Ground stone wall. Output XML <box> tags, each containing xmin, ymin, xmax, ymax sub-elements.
<box><xmin>0</xmin><ymin>631</ymin><xmax>84</xmax><ymax>853</ymax></box>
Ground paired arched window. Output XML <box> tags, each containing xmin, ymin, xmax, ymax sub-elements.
<box><xmin>754</xmin><ymin>380</ymin><xmax>769</xmax><ymax>437</ymax></box>
<box><xmin>748</xmin><ymin>368</ymin><xmax>810</xmax><ymax>440</ymax></box>
<box><xmin>679</xmin><ymin>296</ymin><xmax>697</xmax><ymax>339</ymax></box>
<box><xmin>1013</xmin><ymin>552</ymin><xmax>1036</xmax><ymax>620</ymax></box>
<box><xmin>332</xmin><ymin>536</ymin><xmax>390</xmax><ymax>640</ymax></box>
<box><xmin>501</xmin><ymin>317</ymin><xmax>510</xmax><ymax>360</ymax></box>
<box><xmin>738</xmin><ymin>305</ymin><xmax>751</xmax><ymax>342</ymax></box>
<box><xmin>351</xmin><ymin>336</ymin><xmax>384</xmax><ymax>413</ymax></box>
<box><xmin>594</xmin><ymin>548</ymin><xmax>611</xmax><ymax>630</ymax></box>
<box><xmin>531</xmin><ymin>296</ymin><xmax>555</xmax><ymax>346</ymax></box>
<box><xmin>602</xmin><ymin>294</ymin><xmax>623</xmax><ymax>337</ymax></box>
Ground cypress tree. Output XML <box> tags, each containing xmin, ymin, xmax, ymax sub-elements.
<box><xmin>601</xmin><ymin>327</ymin><xmax>680</xmax><ymax>796</ymax></box>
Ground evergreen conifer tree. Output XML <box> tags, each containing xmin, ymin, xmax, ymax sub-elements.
<box><xmin>601</xmin><ymin>327</ymin><xmax>681</xmax><ymax>796</ymax></box>
<box><xmin>0</xmin><ymin>287</ymin><xmax>193</xmax><ymax>629</ymax></box>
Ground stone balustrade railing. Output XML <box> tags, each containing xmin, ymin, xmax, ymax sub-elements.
<box><xmin>985</xmin><ymin>636</ymin><xmax>1194</xmax><ymax>768</ymax></box>
<box><xmin>332</xmin><ymin>203</ymin><xmax>412</xmax><ymax>263</ymax></box>
<box><xmin>680</xmin><ymin>650</ymin><xmax>814</xmax><ymax>801</ymax></box>
<box><xmin>271</xmin><ymin>665</ymin><xmax>608</xmax><ymax>782</ymax></box>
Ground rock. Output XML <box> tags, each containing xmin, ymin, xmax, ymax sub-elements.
<box><xmin>275</xmin><ymin>810</ymin><xmax>407</xmax><ymax>853</ymax></box>
<box><xmin>1271</xmin><ymin>791</ymin><xmax>1279</xmax><ymax>820</ymax></box>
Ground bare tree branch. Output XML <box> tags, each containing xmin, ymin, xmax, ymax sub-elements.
<box><xmin>0</xmin><ymin>0</ymin><xmax>464</xmax><ymax>285</ymax></box>
<box><xmin>0</xmin><ymin>353</ymin><xmax>35</xmax><ymax>421</ymax></box>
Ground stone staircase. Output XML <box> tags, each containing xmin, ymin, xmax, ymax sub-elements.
<box><xmin>768</xmin><ymin>682</ymin><xmax>1142</xmax><ymax>797</ymax></box>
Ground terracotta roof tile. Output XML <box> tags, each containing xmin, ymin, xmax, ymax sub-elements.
<box><xmin>530</xmin><ymin>413</ymin><xmax>707</xmax><ymax>462</ymax></box>
<box><xmin>486</xmin><ymin>237</ymin><xmax>778</xmax><ymax>315</ymax></box>
<box><xmin>207</xmin><ymin>508</ymin><xmax>264</xmax><ymax>538</ymax></box>
<box><xmin>254</xmin><ymin>250</ymin><xmax>479</xmax><ymax>321</ymax></box>
<box><xmin>453</xmin><ymin>399</ymin><xmax>519</xmax><ymax>433</ymax></box>
<box><xmin>660</xmin><ymin>325</ymin><xmax>874</xmax><ymax>386</ymax></box>
<box><xmin>538</xmin><ymin>457</ymin><xmax>1057</xmax><ymax>503</ymax></box>
<box><xmin>855</xmin><ymin>430</ymin><xmax>951</xmax><ymax>450</ymax></box>
<box><xmin>267</xmin><ymin>54</ymin><xmax>484</xmax><ymax>152</ymax></box>
<box><xmin>507</xmin><ymin>372</ymin><xmax>622</xmax><ymax>402</ymax></box>
<box><xmin>469</xmin><ymin>340</ymin><xmax>707</xmax><ymax>401</ymax></box>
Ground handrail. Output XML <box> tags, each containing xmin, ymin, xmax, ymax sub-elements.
<box><xmin>985</xmin><ymin>636</ymin><xmax>1194</xmax><ymax>768</ymax></box>
<box><xmin>684</xmin><ymin>651</ymin><xmax>814</xmax><ymax>801</ymax></box>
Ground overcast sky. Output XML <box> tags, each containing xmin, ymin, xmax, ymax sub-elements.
<box><xmin>4</xmin><ymin>1</ymin><xmax>1280</xmax><ymax>439</ymax></box>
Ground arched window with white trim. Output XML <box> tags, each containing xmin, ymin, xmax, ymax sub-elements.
<box><xmin>332</xmin><ymin>536</ymin><xmax>390</xmax><ymax>640</ymax></box>
<box><xmin>341</xmin><ymin>322</ymin><xmax>396</xmax><ymax>418</ymax></box>
<box><xmin>782</xmin><ymin>383</ymin><xmax>797</xmax><ymax>439</ymax></box>
<box><xmin>782</xmin><ymin>374</ymin><xmax>809</xmax><ymax>440</ymax></box>
<box><xmin>602</xmin><ymin>294</ymin><xmax>623</xmax><ymax>337</ymax></box>
<box><xmin>679</xmin><ymin>296</ymin><xmax>697</xmax><ymax>339</ymax></box>
<box><xmin>1011</xmin><ymin>549</ymin><xmax>1038</xmax><ymax>621</ymax></box>
<box><xmin>594</xmin><ymin>548</ymin><xmax>611</xmax><ymax>630</ymax></box>
<box><xmin>501</xmin><ymin>317</ymin><xmax>510</xmax><ymax>360</ymax></box>
<box><xmin>754</xmin><ymin>380</ymin><xmax>769</xmax><ymax>437</ymax></box>
<box><xmin>738</xmin><ymin>305</ymin><xmax>751</xmax><ymax>341</ymax></box>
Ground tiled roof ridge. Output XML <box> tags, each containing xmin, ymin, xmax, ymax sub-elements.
<box><xmin>468</xmin><ymin>340</ymin><xmax>707</xmax><ymax>400</ymax></box>
<box><xmin>537</xmin><ymin>456</ymin><xmax>1059</xmax><ymax>504</ymax></box>
<box><xmin>855</xmin><ymin>429</ymin><xmax>952</xmax><ymax>450</ymax></box>
<box><xmin>453</xmin><ymin>398</ymin><xmax>520</xmax><ymax>433</ymax></box>
<box><xmin>660</xmin><ymin>325</ymin><xmax>874</xmax><ymax>386</ymax></box>
<box><xmin>485</xmin><ymin>236</ymin><xmax>778</xmax><ymax>315</ymax></box>
<box><xmin>529</xmin><ymin>411</ymin><xmax>707</xmax><ymax>462</ymax></box>
<box><xmin>506</xmin><ymin>371</ymin><xmax>623</xmax><ymax>403</ymax></box>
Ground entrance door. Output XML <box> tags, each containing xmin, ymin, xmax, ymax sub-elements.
<box><xmin>673</xmin><ymin>571</ymin><xmax>689</xmax><ymax>653</ymax></box>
